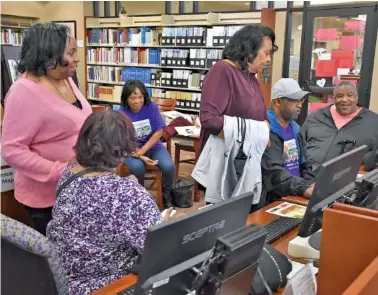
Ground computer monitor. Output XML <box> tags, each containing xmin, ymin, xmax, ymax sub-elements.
<box><xmin>134</xmin><ymin>192</ymin><xmax>254</xmax><ymax>295</ymax></box>
<box><xmin>297</xmin><ymin>145</ymin><xmax>367</xmax><ymax>238</ymax></box>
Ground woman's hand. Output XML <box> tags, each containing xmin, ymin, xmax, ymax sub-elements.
<box><xmin>132</xmin><ymin>148</ymin><xmax>145</xmax><ymax>158</ymax></box>
<box><xmin>162</xmin><ymin>207</ymin><xmax>175</xmax><ymax>221</ymax></box>
<box><xmin>140</xmin><ymin>156</ymin><xmax>158</xmax><ymax>166</ymax></box>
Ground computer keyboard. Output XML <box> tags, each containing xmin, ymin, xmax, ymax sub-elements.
<box><xmin>116</xmin><ymin>286</ymin><xmax>135</xmax><ymax>295</ymax></box>
<box><xmin>264</xmin><ymin>217</ymin><xmax>302</xmax><ymax>244</ymax></box>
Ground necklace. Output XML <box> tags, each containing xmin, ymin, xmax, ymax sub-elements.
<box><xmin>48</xmin><ymin>77</ymin><xmax>76</xmax><ymax>104</ymax></box>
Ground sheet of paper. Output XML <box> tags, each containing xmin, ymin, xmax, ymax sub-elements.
<box><xmin>336</xmin><ymin>68</ymin><xmax>351</xmax><ymax>76</ymax></box>
<box><xmin>266</xmin><ymin>202</ymin><xmax>307</xmax><ymax>219</ymax></box>
<box><xmin>77</xmin><ymin>40</ymin><xmax>84</xmax><ymax>48</ymax></box>
<box><xmin>339</xmin><ymin>35</ymin><xmax>361</xmax><ymax>50</ymax></box>
<box><xmin>283</xmin><ymin>263</ymin><xmax>317</xmax><ymax>295</ymax></box>
<box><xmin>332</xmin><ymin>50</ymin><xmax>354</xmax><ymax>69</ymax></box>
<box><xmin>315</xmin><ymin>28</ymin><xmax>338</xmax><ymax>41</ymax></box>
<box><xmin>318</xmin><ymin>53</ymin><xmax>331</xmax><ymax>60</ymax></box>
<box><xmin>315</xmin><ymin>60</ymin><xmax>337</xmax><ymax>77</ymax></box>
<box><xmin>344</xmin><ymin>21</ymin><xmax>365</xmax><ymax>31</ymax></box>
<box><xmin>175</xmin><ymin>126</ymin><xmax>200</xmax><ymax>137</ymax></box>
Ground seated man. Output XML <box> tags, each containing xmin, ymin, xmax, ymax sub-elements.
<box><xmin>300</xmin><ymin>81</ymin><xmax>378</xmax><ymax>173</ymax></box>
<box><xmin>260</xmin><ymin>78</ymin><xmax>316</xmax><ymax>208</ymax></box>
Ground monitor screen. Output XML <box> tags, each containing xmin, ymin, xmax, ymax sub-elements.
<box><xmin>137</xmin><ymin>192</ymin><xmax>254</xmax><ymax>288</ymax></box>
<box><xmin>298</xmin><ymin>145</ymin><xmax>367</xmax><ymax>237</ymax></box>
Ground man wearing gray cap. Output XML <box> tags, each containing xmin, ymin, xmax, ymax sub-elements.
<box><xmin>259</xmin><ymin>78</ymin><xmax>316</xmax><ymax>208</ymax></box>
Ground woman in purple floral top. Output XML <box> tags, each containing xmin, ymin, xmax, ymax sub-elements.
<box><xmin>47</xmin><ymin>111</ymin><xmax>163</xmax><ymax>295</ymax></box>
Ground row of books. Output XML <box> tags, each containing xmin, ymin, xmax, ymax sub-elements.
<box><xmin>87</xmin><ymin>47</ymin><xmax>161</xmax><ymax>65</ymax></box>
<box><xmin>1</xmin><ymin>29</ymin><xmax>24</xmax><ymax>46</ymax></box>
<box><xmin>87</xmin><ymin>66</ymin><xmax>122</xmax><ymax>83</ymax></box>
<box><xmin>87</xmin><ymin>25</ymin><xmax>243</xmax><ymax>47</ymax></box>
<box><xmin>87</xmin><ymin>66</ymin><xmax>154</xmax><ymax>84</ymax></box>
<box><xmin>88</xmin><ymin>83</ymin><xmax>153</xmax><ymax>102</ymax></box>
<box><xmin>88</xmin><ymin>83</ymin><xmax>201</xmax><ymax>102</ymax></box>
<box><xmin>151</xmin><ymin>70</ymin><xmax>204</xmax><ymax>89</ymax></box>
<box><xmin>87</xmin><ymin>27</ymin><xmax>159</xmax><ymax>45</ymax></box>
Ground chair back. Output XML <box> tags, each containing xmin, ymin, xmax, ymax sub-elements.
<box><xmin>1</xmin><ymin>214</ymin><xmax>68</xmax><ymax>295</ymax></box>
<box><xmin>91</xmin><ymin>105</ymin><xmax>106</xmax><ymax>112</ymax></box>
<box><xmin>152</xmin><ymin>97</ymin><xmax>176</xmax><ymax>111</ymax></box>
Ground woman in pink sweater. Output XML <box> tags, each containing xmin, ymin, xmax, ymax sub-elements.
<box><xmin>1</xmin><ymin>23</ymin><xmax>92</xmax><ymax>235</ymax></box>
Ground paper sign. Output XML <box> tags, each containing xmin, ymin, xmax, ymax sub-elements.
<box><xmin>344</xmin><ymin>21</ymin><xmax>365</xmax><ymax>31</ymax></box>
<box><xmin>340</xmin><ymin>35</ymin><xmax>361</xmax><ymax>50</ymax></box>
<box><xmin>315</xmin><ymin>28</ymin><xmax>338</xmax><ymax>41</ymax></box>
<box><xmin>336</xmin><ymin>68</ymin><xmax>351</xmax><ymax>76</ymax></box>
<box><xmin>283</xmin><ymin>263</ymin><xmax>317</xmax><ymax>295</ymax></box>
<box><xmin>331</xmin><ymin>50</ymin><xmax>354</xmax><ymax>68</ymax></box>
<box><xmin>1</xmin><ymin>167</ymin><xmax>15</xmax><ymax>192</ymax></box>
<box><xmin>318</xmin><ymin>53</ymin><xmax>331</xmax><ymax>60</ymax></box>
<box><xmin>315</xmin><ymin>60</ymin><xmax>337</xmax><ymax>77</ymax></box>
<box><xmin>77</xmin><ymin>40</ymin><xmax>84</xmax><ymax>48</ymax></box>
<box><xmin>334</xmin><ymin>79</ymin><xmax>358</xmax><ymax>86</ymax></box>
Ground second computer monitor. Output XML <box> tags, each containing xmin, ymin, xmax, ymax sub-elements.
<box><xmin>297</xmin><ymin>145</ymin><xmax>367</xmax><ymax>237</ymax></box>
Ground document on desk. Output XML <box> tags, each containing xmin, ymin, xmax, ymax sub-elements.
<box><xmin>283</xmin><ymin>263</ymin><xmax>317</xmax><ymax>295</ymax></box>
<box><xmin>266</xmin><ymin>202</ymin><xmax>307</xmax><ymax>219</ymax></box>
<box><xmin>175</xmin><ymin>126</ymin><xmax>200</xmax><ymax>136</ymax></box>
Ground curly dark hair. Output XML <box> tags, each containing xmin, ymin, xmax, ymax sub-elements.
<box><xmin>74</xmin><ymin>110</ymin><xmax>138</xmax><ymax>169</ymax></box>
<box><xmin>121</xmin><ymin>80</ymin><xmax>151</xmax><ymax>110</ymax></box>
<box><xmin>222</xmin><ymin>24</ymin><xmax>279</xmax><ymax>70</ymax></box>
<box><xmin>16</xmin><ymin>22</ymin><xmax>70</xmax><ymax>76</ymax></box>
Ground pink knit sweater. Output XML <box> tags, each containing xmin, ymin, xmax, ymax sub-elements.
<box><xmin>1</xmin><ymin>76</ymin><xmax>92</xmax><ymax>208</ymax></box>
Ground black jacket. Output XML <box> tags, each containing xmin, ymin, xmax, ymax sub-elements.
<box><xmin>300</xmin><ymin>105</ymin><xmax>378</xmax><ymax>172</ymax></box>
<box><xmin>259</xmin><ymin>110</ymin><xmax>315</xmax><ymax>208</ymax></box>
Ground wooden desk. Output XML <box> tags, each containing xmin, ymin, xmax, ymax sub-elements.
<box><xmin>91</xmin><ymin>201</ymin><xmax>298</xmax><ymax>295</ymax></box>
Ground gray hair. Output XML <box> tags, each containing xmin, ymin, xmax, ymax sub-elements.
<box><xmin>334</xmin><ymin>81</ymin><xmax>358</xmax><ymax>95</ymax></box>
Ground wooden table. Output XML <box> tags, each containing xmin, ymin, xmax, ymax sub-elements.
<box><xmin>91</xmin><ymin>201</ymin><xmax>300</xmax><ymax>295</ymax></box>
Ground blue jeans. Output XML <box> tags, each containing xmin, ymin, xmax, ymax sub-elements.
<box><xmin>124</xmin><ymin>147</ymin><xmax>175</xmax><ymax>200</ymax></box>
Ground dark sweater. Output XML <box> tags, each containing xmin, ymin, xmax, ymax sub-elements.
<box><xmin>300</xmin><ymin>105</ymin><xmax>378</xmax><ymax>172</ymax></box>
<box><xmin>199</xmin><ymin>60</ymin><xmax>267</xmax><ymax>152</ymax></box>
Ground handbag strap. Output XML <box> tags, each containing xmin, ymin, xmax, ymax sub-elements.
<box><xmin>56</xmin><ymin>167</ymin><xmax>111</xmax><ymax>198</ymax></box>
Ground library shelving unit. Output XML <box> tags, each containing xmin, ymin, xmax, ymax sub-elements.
<box><xmin>1</xmin><ymin>15</ymin><xmax>38</xmax><ymax>46</ymax></box>
<box><xmin>84</xmin><ymin>9</ymin><xmax>276</xmax><ymax>113</ymax></box>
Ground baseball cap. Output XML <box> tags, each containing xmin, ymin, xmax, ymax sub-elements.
<box><xmin>271</xmin><ymin>78</ymin><xmax>310</xmax><ymax>100</ymax></box>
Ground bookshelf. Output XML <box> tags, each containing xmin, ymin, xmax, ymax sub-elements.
<box><xmin>84</xmin><ymin>10</ymin><xmax>276</xmax><ymax>113</ymax></box>
<box><xmin>1</xmin><ymin>15</ymin><xmax>38</xmax><ymax>46</ymax></box>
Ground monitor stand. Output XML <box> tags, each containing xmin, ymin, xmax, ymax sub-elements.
<box><xmin>288</xmin><ymin>230</ymin><xmax>321</xmax><ymax>260</ymax></box>
<box><xmin>308</xmin><ymin>232</ymin><xmax>321</xmax><ymax>251</ymax></box>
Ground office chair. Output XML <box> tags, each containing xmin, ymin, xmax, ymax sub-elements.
<box><xmin>1</xmin><ymin>214</ymin><xmax>68</xmax><ymax>295</ymax></box>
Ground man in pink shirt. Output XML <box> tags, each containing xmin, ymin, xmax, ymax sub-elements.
<box><xmin>300</xmin><ymin>81</ymin><xmax>378</xmax><ymax>173</ymax></box>
<box><xmin>2</xmin><ymin>23</ymin><xmax>92</xmax><ymax>235</ymax></box>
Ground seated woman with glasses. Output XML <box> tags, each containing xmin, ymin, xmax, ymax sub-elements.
<box><xmin>120</xmin><ymin>80</ymin><xmax>175</xmax><ymax>209</ymax></box>
<box><xmin>47</xmin><ymin>111</ymin><xmax>170</xmax><ymax>294</ymax></box>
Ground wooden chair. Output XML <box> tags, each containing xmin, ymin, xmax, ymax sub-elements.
<box><xmin>152</xmin><ymin>97</ymin><xmax>176</xmax><ymax>111</ymax></box>
<box><xmin>117</xmin><ymin>164</ymin><xmax>163</xmax><ymax>211</ymax></box>
<box><xmin>91</xmin><ymin>105</ymin><xmax>106</xmax><ymax>112</ymax></box>
<box><xmin>174</xmin><ymin>142</ymin><xmax>196</xmax><ymax>179</ymax></box>
<box><xmin>151</xmin><ymin>97</ymin><xmax>196</xmax><ymax>177</ymax></box>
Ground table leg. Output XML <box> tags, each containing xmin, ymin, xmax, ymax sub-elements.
<box><xmin>193</xmin><ymin>138</ymin><xmax>201</xmax><ymax>202</ymax></box>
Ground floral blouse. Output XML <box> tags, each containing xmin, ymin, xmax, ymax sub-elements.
<box><xmin>47</xmin><ymin>165</ymin><xmax>162</xmax><ymax>294</ymax></box>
